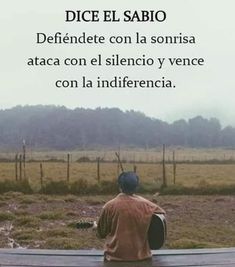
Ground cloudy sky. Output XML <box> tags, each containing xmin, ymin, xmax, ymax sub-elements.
<box><xmin>0</xmin><ymin>0</ymin><xmax>235</xmax><ymax>126</ymax></box>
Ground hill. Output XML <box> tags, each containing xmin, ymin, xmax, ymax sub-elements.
<box><xmin>0</xmin><ymin>105</ymin><xmax>235</xmax><ymax>150</ymax></box>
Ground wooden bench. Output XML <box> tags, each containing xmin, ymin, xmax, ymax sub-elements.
<box><xmin>0</xmin><ymin>248</ymin><xmax>235</xmax><ymax>267</ymax></box>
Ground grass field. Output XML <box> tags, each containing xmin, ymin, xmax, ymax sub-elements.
<box><xmin>1</xmin><ymin>147</ymin><xmax>235</xmax><ymax>191</ymax></box>
<box><xmin>0</xmin><ymin>162</ymin><xmax>235</xmax><ymax>192</ymax></box>
<box><xmin>0</xmin><ymin>148</ymin><xmax>234</xmax><ymax>249</ymax></box>
<box><xmin>0</xmin><ymin>193</ymin><xmax>234</xmax><ymax>249</ymax></box>
<box><xmin>1</xmin><ymin>147</ymin><xmax>235</xmax><ymax>162</ymax></box>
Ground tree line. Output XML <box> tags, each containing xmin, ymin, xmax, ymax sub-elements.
<box><xmin>0</xmin><ymin>105</ymin><xmax>235</xmax><ymax>150</ymax></box>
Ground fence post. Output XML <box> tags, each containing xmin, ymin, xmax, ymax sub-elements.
<box><xmin>40</xmin><ymin>163</ymin><xmax>43</xmax><ymax>189</ymax></box>
<box><xmin>173</xmin><ymin>151</ymin><xmax>177</xmax><ymax>184</ymax></box>
<box><xmin>116</xmin><ymin>146</ymin><xmax>121</xmax><ymax>176</ymax></box>
<box><xmin>23</xmin><ymin>140</ymin><xmax>26</xmax><ymax>179</ymax></box>
<box><xmin>162</xmin><ymin>144</ymin><xmax>167</xmax><ymax>188</ymax></box>
<box><xmin>15</xmin><ymin>154</ymin><xmax>18</xmax><ymax>181</ymax></box>
<box><xmin>133</xmin><ymin>165</ymin><xmax>137</xmax><ymax>173</ymax></box>
<box><xmin>19</xmin><ymin>154</ymin><xmax>22</xmax><ymax>181</ymax></box>
<box><xmin>67</xmin><ymin>153</ymin><xmax>70</xmax><ymax>182</ymax></box>
<box><xmin>97</xmin><ymin>157</ymin><xmax>100</xmax><ymax>183</ymax></box>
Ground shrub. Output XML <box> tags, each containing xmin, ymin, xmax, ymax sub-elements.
<box><xmin>41</xmin><ymin>181</ymin><xmax>70</xmax><ymax>195</ymax></box>
<box><xmin>160</xmin><ymin>184</ymin><xmax>189</xmax><ymax>195</ymax></box>
<box><xmin>76</xmin><ymin>156</ymin><xmax>91</xmax><ymax>163</ymax></box>
<box><xmin>70</xmin><ymin>179</ymin><xmax>89</xmax><ymax>195</ymax></box>
<box><xmin>138</xmin><ymin>183</ymin><xmax>159</xmax><ymax>194</ymax></box>
<box><xmin>0</xmin><ymin>180</ymin><xmax>33</xmax><ymax>194</ymax></box>
<box><xmin>97</xmin><ymin>180</ymin><xmax>119</xmax><ymax>195</ymax></box>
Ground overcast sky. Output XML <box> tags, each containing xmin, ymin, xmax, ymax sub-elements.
<box><xmin>0</xmin><ymin>0</ymin><xmax>235</xmax><ymax>126</ymax></box>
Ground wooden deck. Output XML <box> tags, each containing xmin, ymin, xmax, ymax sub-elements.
<box><xmin>0</xmin><ymin>248</ymin><xmax>235</xmax><ymax>267</ymax></box>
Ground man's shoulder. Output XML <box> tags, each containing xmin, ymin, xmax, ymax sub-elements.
<box><xmin>103</xmin><ymin>194</ymin><xmax>155</xmax><ymax>207</ymax></box>
<box><xmin>102</xmin><ymin>194</ymin><xmax>121</xmax><ymax>209</ymax></box>
<box><xmin>102</xmin><ymin>193</ymin><xmax>135</xmax><ymax>209</ymax></box>
<box><xmin>133</xmin><ymin>194</ymin><xmax>157</xmax><ymax>206</ymax></box>
<box><xmin>133</xmin><ymin>195</ymin><xmax>165</xmax><ymax>214</ymax></box>
<box><xmin>102</xmin><ymin>193</ymin><xmax>165</xmax><ymax>215</ymax></box>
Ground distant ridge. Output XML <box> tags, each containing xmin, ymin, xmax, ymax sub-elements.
<box><xmin>0</xmin><ymin>105</ymin><xmax>234</xmax><ymax>150</ymax></box>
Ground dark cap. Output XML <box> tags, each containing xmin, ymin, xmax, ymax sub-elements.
<box><xmin>118</xmin><ymin>171</ymin><xmax>139</xmax><ymax>194</ymax></box>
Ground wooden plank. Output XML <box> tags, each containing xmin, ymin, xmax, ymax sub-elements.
<box><xmin>0</xmin><ymin>248</ymin><xmax>234</xmax><ymax>267</ymax></box>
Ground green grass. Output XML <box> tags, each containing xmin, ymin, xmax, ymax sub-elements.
<box><xmin>0</xmin><ymin>212</ymin><xmax>15</xmax><ymax>221</ymax></box>
<box><xmin>65</xmin><ymin>211</ymin><xmax>80</xmax><ymax>217</ymax></box>
<box><xmin>2</xmin><ymin>157</ymin><xmax>235</xmax><ymax>192</ymax></box>
<box><xmin>63</xmin><ymin>195</ymin><xmax>78</xmax><ymax>202</ymax></box>
<box><xmin>0</xmin><ymin>193</ymin><xmax>234</xmax><ymax>249</ymax></box>
<box><xmin>12</xmin><ymin>229</ymin><xmax>40</xmax><ymax>241</ymax></box>
<box><xmin>42</xmin><ymin>232</ymin><xmax>103</xmax><ymax>249</ymax></box>
<box><xmin>13</xmin><ymin>210</ymin><xmax>30</xmax><ymax>216</ymax></box>
<box><xmin>43</xmin><ymin>228</ymin><xmax>75</xmax><ymax>238</ymax></box>
<box><xmin>15</xmin><ymin>216</ymin><xmax>41</xmax><ymax>228</ymax></box>
<box><xmin>0</xmin><ymin>179</ymin><xmax>33</xmax><ymax>194</ymax></box>
<box><xmin>18</xmin><ymin>195</ymin><xmax>39</xmax><ymax>204</ymax></box>
<box><xmin>37</xmin><ymin>211</ymin><xmax>65</xmax><ymax>220</ymax></box>
<box><xmin>1</xmin><ymin>179</ymin><xmax>235</xmax><ymax>195</ymax></box>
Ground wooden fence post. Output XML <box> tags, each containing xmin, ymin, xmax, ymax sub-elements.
<box><xmin>23</xmin><ymin>140</ymin><xmax>26</xmax><ymax>179</ymax></box>
<box><xmin>162</xmin><ymin>144</ymin><xmax>167</xmax><ymax>188</ymax></box>
<box><xmin>19</xmin><ymin>154</ymin><xmax>22</xmax><ymax>181</ymax></box>
<box><xmin>97</xmin><ymin>157</ymin><xmax>100</xmax><ymax>183</ymax></box>
<box><xmin>116</xmin><ymin>147</ymin><xmax>121</xmax><ymax>176</ymax></box>
<box><xmin>133</xmin><ymin>165</ymin><xmax>137</xmax><ymax>173</ymax></box>
<box><xmin>115</xmin><ymin>152</ymin><xmax>124</xmax><ymax>174</ymax></box>
<box><xmin>40</xmin><ymin>163</ymin><xmax>43</xmax><ymax>189</ymax></box>
<box><xmin>173</xmin><ymin>151</ymin><xmax>177</xmax><ymax>184</ymax></box>
<box><xmin>15</xmin><ymin>154</ymin><xmax>18</xmax><ymax>181</ymax></box>
<box><xmin>67</xmin><ymin>153</ymin><xmax>70</xmax><ymax>182</ymax></box>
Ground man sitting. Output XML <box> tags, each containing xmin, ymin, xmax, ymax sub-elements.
<box><xmin>97</xmin><ymin>171</ymin><xmax>165</xmax><ymax>261</ymax></box>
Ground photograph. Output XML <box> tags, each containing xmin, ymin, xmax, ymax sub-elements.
<box><xmin>0</xmin><ymin>1</ymin><xmax>235</xmax><ymax>266</ymax></box>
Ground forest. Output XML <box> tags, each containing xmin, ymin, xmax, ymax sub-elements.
<box><xmin>0</xmin><ymin>105</ymin><xmax>234</xmax><ymax>150</ymax></box>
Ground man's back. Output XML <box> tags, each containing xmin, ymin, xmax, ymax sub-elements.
<box><xmin>97</xmin><ymin>193</ymin><xmax>165</xmax><ymax>261</ymax></box>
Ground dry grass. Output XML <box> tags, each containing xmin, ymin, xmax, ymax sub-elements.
<box><xmin>0</xmin><ymin>193</ymin><xmax>234</xmax><ymax>249</ymax></box>
<box><xmin>0</xmin><ymin>212</ymin><xmax>15</xmax><ymax>221</ymax></box>
<box><xmin>1</xmin><ymin>147</ymin><xmax>235</xmax><ymax>162</ymax></box>
<box><xmin>1</xmin><ymin>148</ymin><xmax>235</xmax><ymax>192</ymax></box>
<box><xmin>0</xmin><ymin>162</ymin><xmax>235</xmax><ymax>190</ymax></box>
<box><xmin>0</xmin><ymin>149</ymin><xmax>234</xmax><ymax>249</ymax></box>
